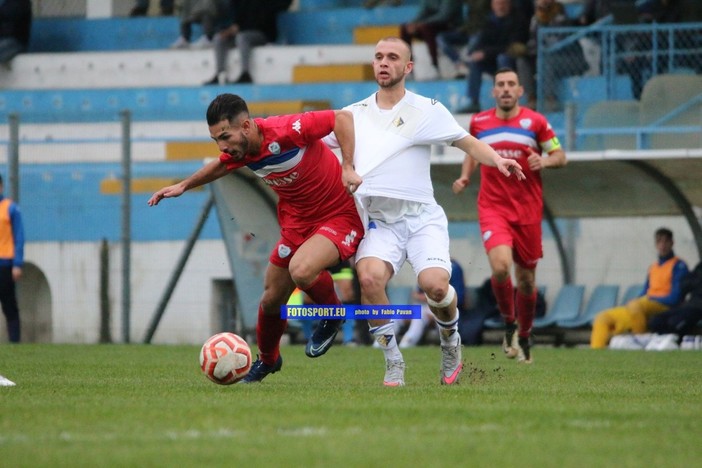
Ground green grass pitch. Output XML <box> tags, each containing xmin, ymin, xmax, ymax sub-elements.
<box><xmin>1</xmin><ymin>343</ymin><xmax>701</xmax><ymax>467</ymax></box>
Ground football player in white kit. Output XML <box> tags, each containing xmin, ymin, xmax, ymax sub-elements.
<box><xmin>320</xmin><ymin>37</ymin><xmax>524</xmax><ymax>386</ymax></box>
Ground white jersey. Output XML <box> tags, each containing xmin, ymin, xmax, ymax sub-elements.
<box><xmin>326</xmin><ymin>90</ymin><xmax>468</xmax><ymax>205</ymax></box>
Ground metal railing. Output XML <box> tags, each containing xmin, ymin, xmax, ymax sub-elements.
<box><xmin>538</xmin><ymin>21</ymin><xmax>702</xmax><ymax>150</ymax></box>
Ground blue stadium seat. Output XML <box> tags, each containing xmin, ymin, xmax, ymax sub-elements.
<box><xmin>532</xmin><ymin>284</ymin><xmax>585</xmax><ymax>329</ymax></box>
<box><xmin>557</xmin><ymin>284</ymin><xmax>619</xmax><ymax>328</ymax></box>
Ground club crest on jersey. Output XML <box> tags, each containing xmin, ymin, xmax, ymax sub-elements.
<box><xmin>393</xmin><ymin>116</ymin><xmax>405</xmax><ymax>128</ymax></box>
<box><xmin>278</xmin><ymin>244</ymin><xmax>292</xmax><ymax>258</ymax></box>
<box><xmin>292</xmin><ymin>119</ymin><xmax>302</xmax><ymax>134</ymax></box>
<box><xmin>519</xmin><ymin>119</ymin><xmax>532</xmax><ymax>129</ymax></box>
<box><xmin>268</xmin><ymin>142</ymin><xmax>281</xmax><ymax>154</ymax></box>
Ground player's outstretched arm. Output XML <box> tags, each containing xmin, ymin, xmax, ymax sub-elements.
<box><xmin>453</xmin><ymin>135</ymin><xmax>525</xmax><ymax>180</ymax></box>
<box><xmin>148</xmin><ymin>159</ymin><xmax>231</xmax><ymax>206</ymax></box>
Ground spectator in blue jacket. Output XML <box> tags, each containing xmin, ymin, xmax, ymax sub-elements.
<box><xmin>456</xmin><ymin>0</ymin><xmax>529</xmax><ymax>113</ymax></box>
<box><xmin>591</xmin><ymin>227</ymin><xmax>688</xmax><ymax>349</ymax></box>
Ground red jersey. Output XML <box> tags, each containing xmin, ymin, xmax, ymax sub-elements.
<box><xmin>219</xmin><ymin>111</ymin><xmax>357</xmax><ymax>228</ymax></box>
<box><xmin>469</xmin><ymin>107</ymin><xmax>561</xmax><ymax>224</ymax></box>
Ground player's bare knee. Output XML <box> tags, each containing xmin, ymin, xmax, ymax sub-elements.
<box><xmin>259</xmin><ymin>291</ymin><xmax>285</xmax><ymax>314</ymax></box>
<box><xmin>288</xmin><ymin>261</ymin><xmax>316</xmax><ymax>288</ymax></box>
<box><xmin>424</xmin><ymin>284</ymin><xmax>449</xmax><ymax>304</ymax></box>
<box><xmin>358</xmin><ymin>272</ymin><xmax>386</xmax><ymax>297</ymax></box>
<box><xmin>492</xmin><ymin>269</ymin><xmax>511</xmax><ymax>282</ymax></box>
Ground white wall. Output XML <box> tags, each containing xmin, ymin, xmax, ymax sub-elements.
<box><xmin>23</xmin><ymin>240</ymin><xmax>230</xmax><ymax>344</ymax></box>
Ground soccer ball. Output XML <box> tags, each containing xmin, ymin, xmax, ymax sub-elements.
<box><xmin>199</xmin><ymin>332</ymin><xmax>252</xmax><ymax>385</ymax></box>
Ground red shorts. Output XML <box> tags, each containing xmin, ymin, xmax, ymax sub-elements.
<box><xmin>479</xmin><ymin>214</ymin><xmax>542</xmax><ymax>269</ymax></box>
<box><xmin>269</xmin><ymin>211</ymin><xmax>363</xmax><ymax>268</ymax></box>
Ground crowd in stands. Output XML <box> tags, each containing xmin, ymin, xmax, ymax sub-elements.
<box><xmin>204</xmin><ymin>0</ymin><xmax>292</xmax><ymax>85</ymax></box>
<box><xmin>7</xmin><ymin>0</ymin><xmax>700</xmax><ymax>99</ymax></box>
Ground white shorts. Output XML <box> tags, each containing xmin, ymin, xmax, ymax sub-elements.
<box><xmin>356</xmin><ymin>203</ymin><xmax>452</xmax><ymax>277</ymax></box>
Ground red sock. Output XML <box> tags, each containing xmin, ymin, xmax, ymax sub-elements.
<box><xmin>302</xmin><ymin>270</ymin><xmax>341</xmax><ymax>305</ymax></box>
<box><xmin>491</xmin><ymin>276</ymin><xmax>515</xmax><ymax>323</ymax></box>
<box><xmin>256</xmin><ymin>304</ymin><xmax>287</xmax><ymax>365</ymax></box>
<box><xmin>516</xmin><ymin>290</ymin><xmax>537</xmax><ymax>337</ymax></box>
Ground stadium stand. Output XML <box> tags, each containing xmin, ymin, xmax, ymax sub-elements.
<box><xmin>579</xmin><ymin>73</ymin><xmax>702</xmax><ymax>151</ymax></box>
<box><xmin>580</xmin><ymin>100</ymin><xmax>640</xmax><ymax>151</ymax></box>
<box><xmin>639</xmin><ymin>74</ymin><xmax>702</xmax><ymax>150</ymax></box>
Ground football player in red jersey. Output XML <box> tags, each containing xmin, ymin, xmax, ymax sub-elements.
<box><xmin>452</xmin><ymin>68</ymin><xmax>567</xmax><ymax>363</ymax></box>
<box><xmin>149</xmin><ymin>93</ymin><xmax>363</xmax><ymax>382</ymax></box>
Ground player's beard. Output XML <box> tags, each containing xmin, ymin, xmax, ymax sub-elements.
<box><xmin>226</xmin><ymin>134</ymin><xmax>252</xmax><ymax>161</ymax></box>
<box><xmin>498</xmin><ymin>95</ymin><xmax>518</xmax><ymax>113</ymax></box>
<box><xmin>377</xmin><ymin>73</ymin><xmax>403</xmax><ymax>89</ymax></box>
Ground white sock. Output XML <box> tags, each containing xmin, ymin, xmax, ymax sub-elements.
<box><xmin>435</xmin><ymin>314</ymin><xmax>460</xmax><ymax>346</ymax></box>
<box><xmin>370</xmin><ymin>322</ymin><xmax>403</xmax><ymax>361</ymax></box>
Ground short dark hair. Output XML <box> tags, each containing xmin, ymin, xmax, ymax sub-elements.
<box><xmin>494</xmin><ymin>67</ymin><xmax>520</xmax><ymax>84</ymax></box>
<box><xmin>206</xmin><ymin>94</ymin><xmax>250</xmax><ymax>126</ymax></box>
<box><xmin>655</xmin><ymin>227</ymin><xmax>673</xmax><ymax>240</ymax></box>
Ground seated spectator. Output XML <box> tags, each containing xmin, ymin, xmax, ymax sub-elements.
<box><xmin>436</xmin><ymin>0</ymin><xmax>491</xmax><ymax>79</ymax></box>
<box><xmin>400</xmin><ymin>0</ymin><xmax>464</xmax><ymax>79</ymax></box>
<box><xmin>129</xmin><ymin>0</ymin><xmax>175</xmax><ymax>16</ymax></box>
<box><xmin>0</xmin><ymin>0</ymin><xmax>31</xmax><ymax>67</ymax></box>
<box><xmin>170</xmin><ymin>0</ymin><xmax>227</xmax><ymax>49</ymax></box>
<box><xmin>204</xmin><ymin>0</ymin><xmax>292</xmax><ymax>85</ymax></box>
<box><xmin>513</xmin><ymin>0</ymin><xmax>585</xmax><ymax>110</ymax></box>
<box><xmin>456</xmin><ymin>0</ymin><xmax>529</xmax><ymax>113</ymax></box>
<box><xmin>591</xmin><ymin>227</ymin><xmax>689</xmax><ymax>349</ymax></box>
<box><xmin>649</xmin><ymin>260</ymin><xmax>702</xmax><ymax>342</ymax></box>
